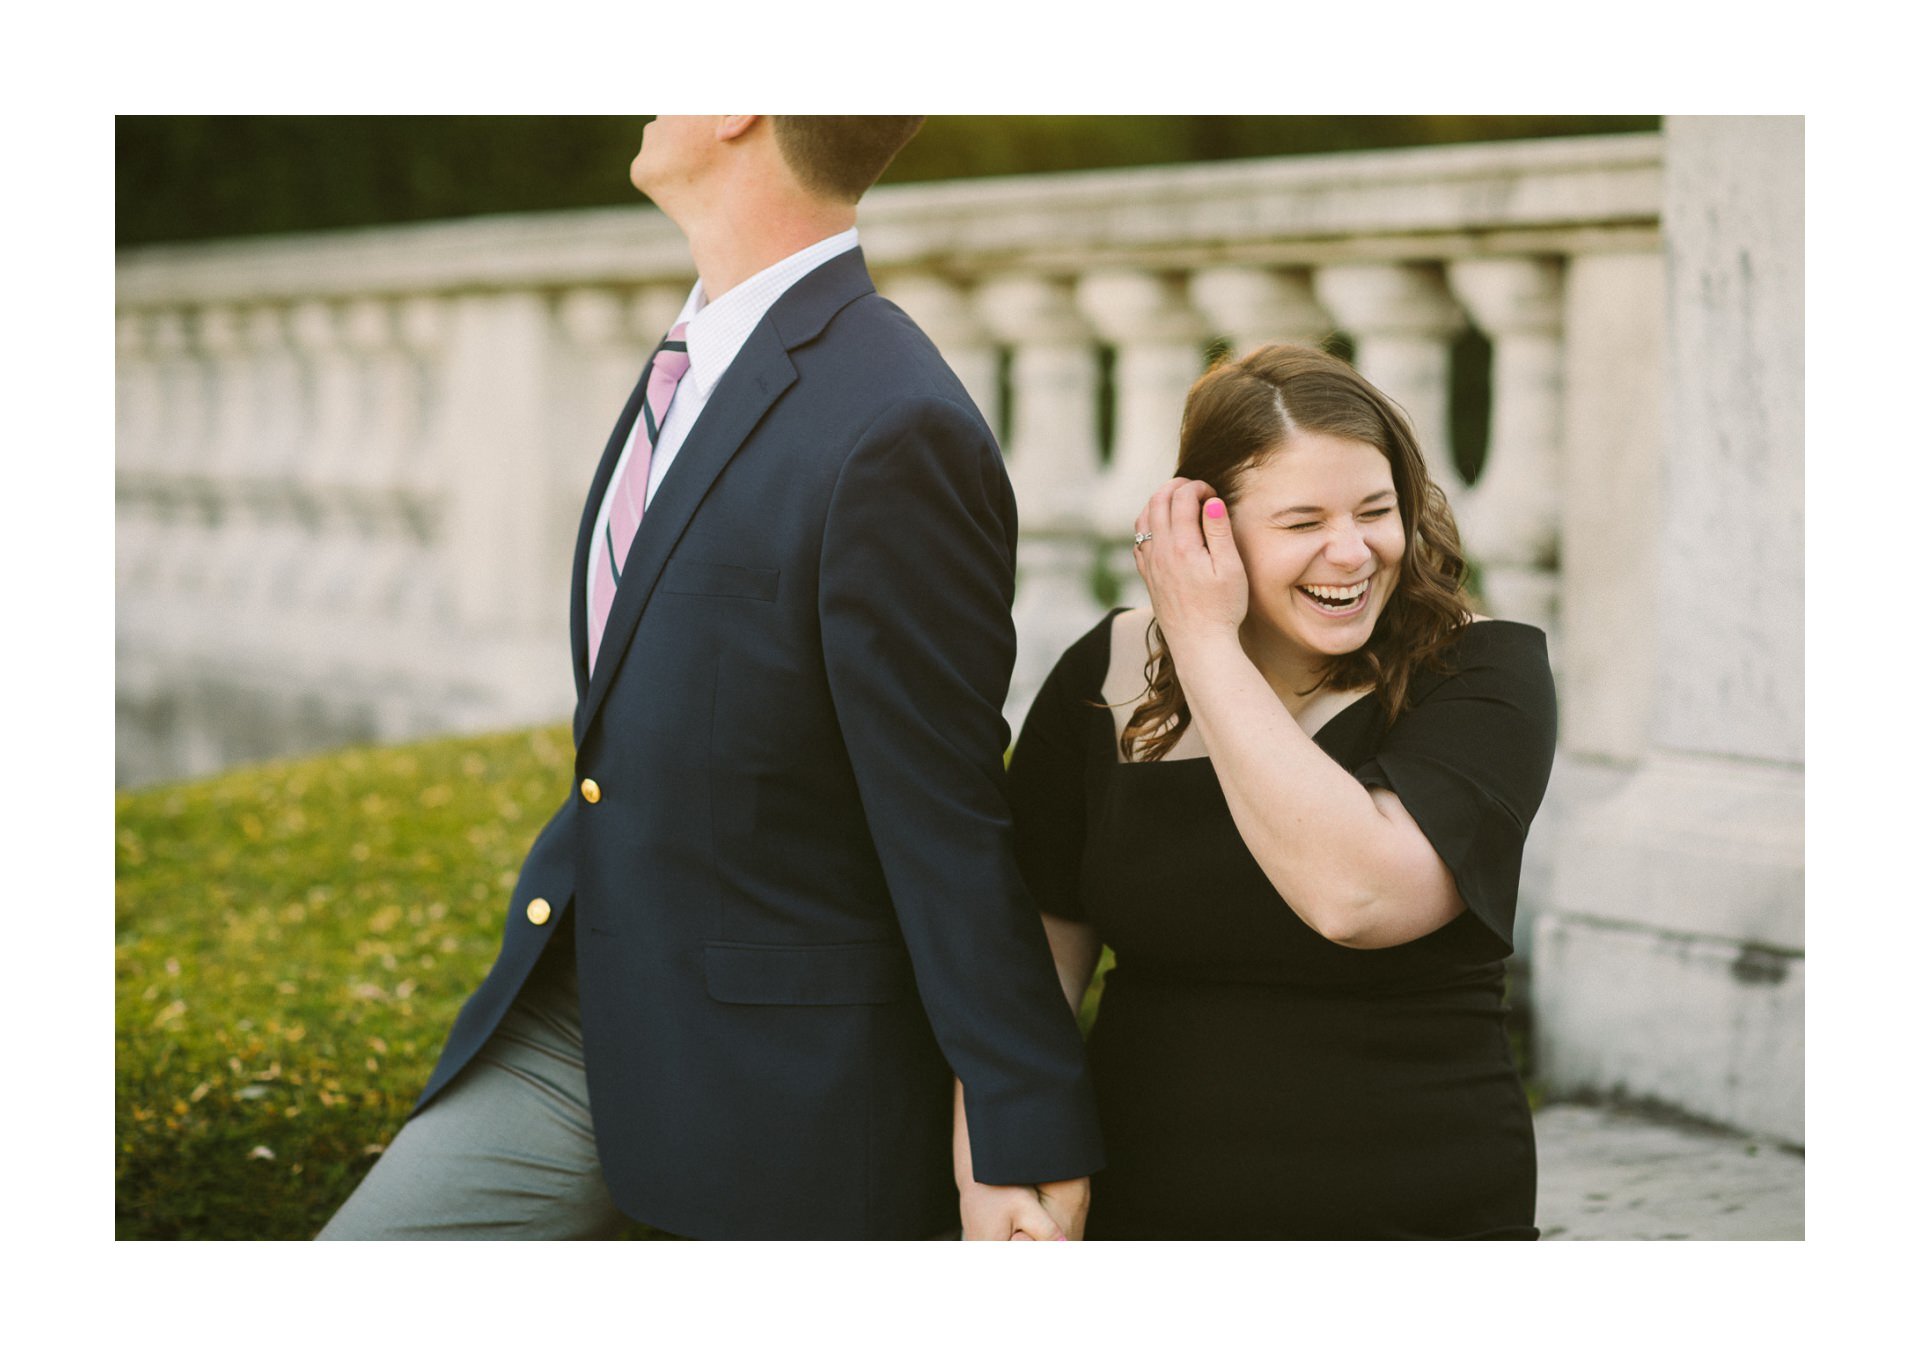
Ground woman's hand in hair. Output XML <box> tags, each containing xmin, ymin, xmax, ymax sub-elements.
<box><xmin>1133</xmin><ymin>477</ymin><xmax>1245</xmax><ymax>658</ymax></box>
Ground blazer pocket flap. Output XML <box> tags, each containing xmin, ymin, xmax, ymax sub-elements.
<box><xmin>660</xmin><ymin>559</ymin><xmax>779</xmax><ymax>601</ymax></box>
<box><xmin>704</xmin><ymin>941</ymin><xmax>913</xmax><ymax>1006</ymax></box>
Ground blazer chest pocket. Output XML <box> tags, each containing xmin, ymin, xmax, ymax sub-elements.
<box><xmin>704</xmin><ymin>941</ymin><xmax>913</xmax><ymax>1006</ymax></box>
<box><xmin>660</xmin><ymin>558</ymin><xmax>779</xmax><ymax>602</ymax></box>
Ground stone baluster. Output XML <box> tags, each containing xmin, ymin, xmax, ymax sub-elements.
<box><xmin>1446</xmin><ymin>257</ymin><xmax>1566</xmax><ymax>634</ymax></box>
<box><xmin>239</xmin><ymin>304</ymin><xmax>312</xmax><ymax>619</ymax></box>
<box><xmin>1189</xmin><ymin>265</ymin><xmax>1335</xmax><ymax>355</ymax></box>
<box><xmin>974</xmin><ymin>276</ymin><xmax>1102</xmax><ymax>532</ymax></box>
<box><xmin>438</xmin><ymin>289</ymin><xmax>557</xmax><ymax>638</ymax></box>
<box><xmin>146</xmin><ymin>308</ymin><xmax>217</xmax><ymax>600</ymax></box>
<box><xmin>115</xmin><ymin>311</ymin><xmax>165</xmax><ymax>600</ymax></box>
<box><xmin>390</xmin><ymin>295</ymin><xmax>452</xmax><ymax>623</ymax></box>
<box><xmin>559</xmin><ymin>286</ymin><xmax>650</xmax><ymax>425</ymax></box>
<box><xmin>341</xmin><ymin>295</ymin><xmax>422</xmax><ymax>621</ymax></box>
<box><xmin>286</xmin><ymin>298</ymin><xmax>369</xmax><ymax>619</ymax></box>
<box><xmin>974</xmin><ymin>275</ymin><xmax>1106</xmax><ymax>727</ymax></box>
<box><xmin>194</xmin><ymin>304</ymin><xmax>272</xmax><ymax>615</ymax></box>
<box><xmin>1313</xmin><ymin>263</ymin><xmax>1468</xmax><ymax>507</ymax></box>
<box><xmin>1077</xmin><ymin>269</ymin><xmax>1210</xmax><ymax>609</ymax></box>
<box><xmin>115</xmin><ymin>311</ymin><xmax>160</xmax><ymax>481</ymax></box>
<box><xmin>883</xmin><ymin>274</ymin><xmax>1000</xmax><ymax>434</ymax></box>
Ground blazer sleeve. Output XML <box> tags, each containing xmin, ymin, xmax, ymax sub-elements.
<box><xmin>817</xmin><ymin>395</ymin><xmax>1105</xmax><ymax>1187</ymax></box>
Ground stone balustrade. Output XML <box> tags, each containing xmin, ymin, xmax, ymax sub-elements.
<box><xmin>117</xmin><ymin>132</ymin><xmax>1663</xmax><ymax>791</ymax></box>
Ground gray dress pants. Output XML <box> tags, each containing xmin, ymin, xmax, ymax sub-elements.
<box><xmin>317</xmin><ymin>920</ymin><xmax>629</xmax><ymax>1240</ymax></box>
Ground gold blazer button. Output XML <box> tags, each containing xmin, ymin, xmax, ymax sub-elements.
<box><xmin>526</xmin><ymin>897</ymin><xmax>552</xmax><ymax>926</ymax></box>
<box><xmin>580</xmin><ymin>778</ymin><xmax>601</xmax><ymax>803</ymax></box>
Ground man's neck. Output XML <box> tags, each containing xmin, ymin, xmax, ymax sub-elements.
<box><xmin>679</xmin><ymin>195</ymin><xmax>856</xmax><ymax>302</ymax></box>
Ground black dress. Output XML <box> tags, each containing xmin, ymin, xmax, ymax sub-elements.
<box><xmin>1007</xmin><ymin>612</ymin><xmax>1558</xmax><ymax>1240</ymax></box>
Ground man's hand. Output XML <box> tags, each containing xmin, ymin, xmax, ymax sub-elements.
<box><xmin>959</xmin><ymin>1181</ymin><xmax>1066</xmax><ymax>1241</ymax></box>
<box><xmin>952</xmin><ymin>1081</ymin><xmax>1092</xmax><ymax>1240</ymax></box>
<box><xmin>1033</xmin><ymin>1176</ymin><xmax>1091</xmax><ymax>1240</ymax></box>
<box><xmin>958</xmin><ymin>1175</ymin><xmax>1091</xmax><ymax>1241</ymax></box>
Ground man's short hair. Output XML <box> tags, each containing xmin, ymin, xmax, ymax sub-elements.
<box><xmin>772</xmin><ymin>117</ymin><xmax>926</xmax><ymax>204</ymax></box>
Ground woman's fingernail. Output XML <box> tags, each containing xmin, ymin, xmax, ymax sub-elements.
<box><xmin>1205</xmin><ymin>500</ymin><xmax>1226</xmax><ymax>519</ymax></box>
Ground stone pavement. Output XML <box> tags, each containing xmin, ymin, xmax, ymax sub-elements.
<box><xmin>1533</xmin><ymin>1101</ymin><xmax>1804</xmax><ymax>1240</ymax></box>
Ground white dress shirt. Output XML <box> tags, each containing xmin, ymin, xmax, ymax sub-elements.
<box><xmin>584</xmin><ymin>227</ymin><xmax>861</xmax><ymax>630</ymax></box>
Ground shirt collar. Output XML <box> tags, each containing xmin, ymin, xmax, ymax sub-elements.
<box><xmin>671</xmin><ymin>226</ymin><xmax>860</xmax><ymax>398</ymax></box>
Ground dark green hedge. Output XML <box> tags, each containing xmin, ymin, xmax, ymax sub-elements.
<box><xmin>116</xmin><ymin>114</ymin><xmax>1659</xmax><ymax>247</ymax></box>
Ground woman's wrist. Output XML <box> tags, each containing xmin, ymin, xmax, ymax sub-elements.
<box><xmin>1165</xmin><ymin>626</ymin><xmax>1248</xmax><ymax>689</ymax></box>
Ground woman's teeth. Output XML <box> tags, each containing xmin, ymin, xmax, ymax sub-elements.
<box><xmin>1300</xmin><ymin>581</ymin><xmax>1368</xmax><ymax>613</ymax></box>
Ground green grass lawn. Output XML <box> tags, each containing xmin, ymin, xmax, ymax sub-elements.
<box><xmin>115</xmin><ymin>724</ymin><xmax>580</xmax><ymax>1240</ymax></box>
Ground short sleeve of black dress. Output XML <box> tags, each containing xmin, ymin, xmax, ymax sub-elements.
<box><xmin>1351</xmin><ymin>621</ymin><xmax>1557</xmax><ymax>955</ymax></box>
<box><xmin>1005</xmin><ymin>612</ymin><xmax>1119</xmax><ymax>923</ymax></box>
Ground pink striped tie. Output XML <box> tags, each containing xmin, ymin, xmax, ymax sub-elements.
<box><xmin>588</xmin><ymin>323</ymin><xmax>691</xmax><ymax>674</ymax></box>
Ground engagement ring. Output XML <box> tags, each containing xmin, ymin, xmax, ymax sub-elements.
<box><xmin>1134</xmin><ymin>531</ymin><xmax>1153</xmax><ymax>545</ymax></box>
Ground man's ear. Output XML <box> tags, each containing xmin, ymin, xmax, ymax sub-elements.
<box><xmin>714</xmin><ymin>116</ymin><xmax>761</xmax><ymax>142</ymax></box>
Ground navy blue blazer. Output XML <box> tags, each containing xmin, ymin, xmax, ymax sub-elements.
<box><xmin>415</xmin><ymin>248</ymin><xmax>1104</xmax><ymax>1239</ymax></box>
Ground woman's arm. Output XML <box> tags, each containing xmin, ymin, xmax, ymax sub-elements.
<box><xmin>1135</xmin><ymin>479</ymin><xmax>1465</xmax><ymax>949</ymax></box>
<box><xmin>1042</xmin><ymin>913</ymin><xmax>1103</xmax><ymax>1016</ymax></box>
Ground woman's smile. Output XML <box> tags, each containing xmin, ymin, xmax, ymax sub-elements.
<box><xmin>1295</xmin><ymin>577</ymin><xmax>1374</xmax><ymax>617</ymax></box>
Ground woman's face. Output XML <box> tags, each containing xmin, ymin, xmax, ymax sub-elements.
<box><xmin>1227</xmin><ymin>429</ymin><xmax>1406</xmax><ymax>672</ymax></box>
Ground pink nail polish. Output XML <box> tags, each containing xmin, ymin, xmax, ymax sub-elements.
<box><xmin>1205</xmin><ymin>500</ymin><xmax>1226</xmax><ymax>519</ymax></box>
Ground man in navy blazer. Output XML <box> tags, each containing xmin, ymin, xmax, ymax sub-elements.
<box><xmin>319</xmin><ymin>117</ymin><xmax>1103</xmax><ymax>1240</ymax></box>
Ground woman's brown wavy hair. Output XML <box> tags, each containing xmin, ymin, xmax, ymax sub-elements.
<box><xmin>1121</xmin><ymin>343</ymin><xmax>1475</xmax><ymax>762</ymax></box>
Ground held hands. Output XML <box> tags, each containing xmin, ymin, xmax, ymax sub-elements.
<box><xmin>958</xmin><ymin>1176</ymin><xmax>1091</xmax><ymax>1241</ymax></box>
<box><xmin>1133</xmin><ymin>478</ymin><xmax>1246</xmax><ymax>654</ymax></box>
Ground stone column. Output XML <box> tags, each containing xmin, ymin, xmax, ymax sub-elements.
<box><xmin>1447</xmin><ymin>256</ymin><xmax>1566</xmax><ymax>636</ymax></box>
<box><xmin>1557</xmin><ymin>251</ymin><xmax>1666</xmax><ymax>765</ymax></box>
<box><xmin>1534</xmin><ymin>117</ymin><xmax>1805</xmax><ymax>1144</ymax></box>
<box><xmin>1313</xmin><ymin>263</ymin><xmax>1468</xmax><ymax>505</ymax></box>
<box><xmin>975</xmin><ymin>275</ymin><xmax>1105</xmax><ymax>730</ymax></box>
<box><xmin>1189</xmin><ymin>265</ymin><xmax>1334</xmax><ymax>353</ymax></box>
<box><xmin>1077</xmin><ymin>268</ymin><xmax>1209</xmax><ymax>608</ymax></box>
